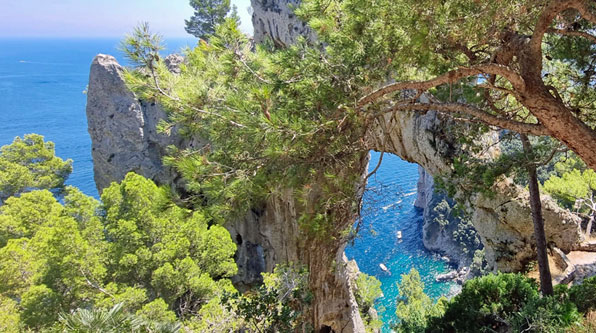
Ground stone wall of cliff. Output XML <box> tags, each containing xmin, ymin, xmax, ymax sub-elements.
<box><xmin>414</xmin><ymin>166</ymin><xmax>483</xmax><ymax>271</ymax></box>
<box><xmin>251</xmin><ymin>0</ymin><xmax>316</xmax><ymax>47</ymax></box>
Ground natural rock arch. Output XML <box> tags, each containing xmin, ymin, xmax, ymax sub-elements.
<box><xmin>87</xmin><ymin>53</ymin><xmax>582</xmax><ymax>332</ymax></box>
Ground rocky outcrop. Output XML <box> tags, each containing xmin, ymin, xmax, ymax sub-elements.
<box><xmin>86</xmin><ymin>54</ymin><xmax>200</xmax><ymax>192</ymax></box>
<box><xmin>413</xmin><ymin>166</ymin><xmax>482</xmax><ymax>270</ymax></box>
<box><xmin>472</xmin><ymin>179</ymin><xmax>582</xmax><ymax>272</ymax></box>
<box><xmin>251</xmin><ymin>0</ymin><xmax>316</xmax><ymax>47</ymax></box>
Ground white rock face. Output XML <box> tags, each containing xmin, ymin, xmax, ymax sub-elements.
<box><xmin>86</xmin><ymin>54</ymin><xmax>200</xmax><ymax>192</ymax></box>
<box><xmin>367</xmin><ymin>109</ymin><xmax>582</xmax><ymax>272</ymax></box>
<box><xmin>251</xmin><ymin>0</ymin><xmax>316</xmax><ymax>47</ymax></box>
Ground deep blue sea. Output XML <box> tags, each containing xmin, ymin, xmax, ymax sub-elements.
<box><xmin>0</xmin><ymin>39</ymin><xmax>454</xmax><ymax>331</ymax></box>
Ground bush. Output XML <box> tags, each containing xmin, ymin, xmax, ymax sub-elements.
<box><xmin>394</xmin><ymin>269</ymin><xmax>446</xmax><ymax>333</ymax></box>
<box><xmin>512</xmin><ymin>291</ymin><xmax>581</xmax><ymax>333</ymax></box>
<box><xmin>426</xmin><ymin>273</ymin><xmax>539</xmax><ymax>332</ymax></box>
<box><xmin>569</xmin><ymin>276</ymin><xmax>596</xmax><ymax>313</ymax></box>
<box><xmin>354</xmin><ymin>273</ymin><xmax>383</xmax><ymax>332</ymax></box>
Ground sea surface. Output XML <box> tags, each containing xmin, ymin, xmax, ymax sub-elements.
<box><xmin>0</xmin><ymin>39</ymin><xmax>455</xmax><ymax>331</ymax></box>
<box><xmin>0</xmin><ymin>38</ymin><xmax>196</xmax><ymax>197</ymax></box>
<box><xmin>346</xmin><ymin>152</ymin><xmax>457</xmax><ymax>330</ymax></box>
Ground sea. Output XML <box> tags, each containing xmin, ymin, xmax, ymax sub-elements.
<box><xmin>0</xmin><ymin>39</ymin><xmax>455</xmax><ymax>331</ymax></box>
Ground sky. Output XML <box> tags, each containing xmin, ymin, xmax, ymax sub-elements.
<box><xmin>0</xmin><ymin>0</ymin><xmax>253</xmax><ymax>38</ymax></box>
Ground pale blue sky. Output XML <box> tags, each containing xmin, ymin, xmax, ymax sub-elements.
<box><xmin>0</xmin><ymin>0</ymin><xmax>253</xmax><ymax>38</ymax></box>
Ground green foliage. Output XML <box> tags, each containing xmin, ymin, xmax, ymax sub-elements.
<box><xmin>0</xmin><ymin>134</ymin><xmax>72</xmax><ymax>202</ymax></box>
<box><xmin>469</xmin><ymin>249</ymin><xmax>489</xmax><ymax>277</ymax></box>
<box><xmin>0</xmin><ymin>296</ymin><xmax>20</xmax><ymax>332</ymax></box>
<box><xmin>354</xmin><ymin>273</ymin><xmax>382</xmax><ymax>311</ymax></box>
<box><xmin>20</xmin><ymin>284</ymin><xmax>61</xmax><ymax>329</ymax></box>
<box><xmin>0</xmin><ymin>143</ymin><xmax>238</xmax><ymax>329</ymax></box>
<box><xmin>441</xmin><ymin>134</ymin><xmax>564</xmax><ymax>202</ymax></box>
<box><xmin>354</xmin><ymin>273</ymin><xmax>383</xmax><ymax>332</ymax></box>
<box><xmin>56</xmin><ymin>303</ymin><xmax>181</xmax><ymax>333</ymax></box>
<box><xmin>427</xmin><ymin>273</ymin><xmax>539</xmax><ymax>332</ymax></box>
<box><xmin>100</xmin><ymin>172</ymin><xmax>237</xmax><ymax>317</ymax></box>
<box><xmin>184</xmin><ymin>297</ymin><xmax>243</xmax><ymax>332</ymax></box>
<box><xmin>224</xmin><ymin>264</ymin><xmax>312</xmax><ymax>332</ymax></box>
<box><xmin>135</xmin><ymin>298</ymin><xmax>178</xmax><ymax>328</ymax></box>
<box><xmin>0</xmin><ymin>189</ymin><xmax>106</xmax><ymax>329</ymax></box>
<box><xmin>394</xmin><ymin>269</ymin><xmax>446</xmax><ymax>333</ymax></box>
<box><xmin>569</xmin><ymin>276</ymin><xmax>596</xmax><ymax>313</ymax></box>
<box><xmin>185</xmin><ymin>0</ymin><xmax>234</xmax><ymax>39</ymax></box>
<box><xmin>512</xmin><ymin>289</ymin><xmax>581</xmax><ymax>333</ymax></box>
<box><xmin>390</xmin><ymin>272</ymin><xmax>596</xmax><ymax>332</ymax></box>
<box><xmin>122</xmin><ymin>21</ymin><xmax>369</xmax><ymax>239</ymax></box>
<box><xmin>120</xmin><ymin>22</ymin><xmax>165</xmax><ymax>70</ymax></box>
<box><xmin>544</xmin><ymin>156</ymin><xmax>596</xmax><ymax>211</ymax></box>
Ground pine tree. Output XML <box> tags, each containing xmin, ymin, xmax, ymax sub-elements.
<box><xmin>185</xmin><ymin>0</ymin><xmax>232</xmax><ymax>39</ymax></box>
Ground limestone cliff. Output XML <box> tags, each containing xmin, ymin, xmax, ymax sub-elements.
<box><xmin>414</xmin><ymin>167</ymin><xmax>483</xmax><ymax>271</ymax></box>
<box><xmin>251</xmin><ymin>0</ymin><xmax>316</xmax><ymax>47</ymax></box>
<box><xmin>86</xmin><ymin>54</ymin><xmax>199</xmax><ymax>192</ymax></box>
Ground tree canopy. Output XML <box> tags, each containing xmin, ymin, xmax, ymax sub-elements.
<box><xmin>185</xmin><ymin>0</ymin><xmax>234</xmax><ymax>39</ymax></box>
<box><xmin>0</xmin><ymin>134</ymin><xmax>72</xmax><ymax>203</ymax></box>
<box><xmin>299</xmin><ymin>0</ymin><xmax>596</xmax><ymax>169</ymax></box>
<box><xmin>0</xmin><ymin>136</ymin><xmax>240</xmax><ymax>330</ymax></box>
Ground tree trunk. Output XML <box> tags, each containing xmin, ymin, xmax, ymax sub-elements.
<box><xmin>586</xmin><ymin>215</ymin><xmax>594</xmax><ymax>239</ymax></box>
<box><xmin>520</xmin><ymin>85</ymin><xmax>596</xmax><ymax>172</ymax></box>
<box><xmin>520</xmin><ymin>134</ymin><xmax>553</xmax><ymax>296</ymax></box>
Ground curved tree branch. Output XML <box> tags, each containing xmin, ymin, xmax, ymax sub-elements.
<box><xmin>379</xmin><ymin>102</ymin><xmax>550</xmax><ymax>136</ymax></box>
<box><xmin>547</xmin><ymin>28</ymin><xmax>596</xmax><ymax>43</ymax></box>
<box><xmin>531</xmin><ymin>0</ymin><xmax>596</xmax><ymax>56</ymax></box>
<box><xmin>358</xmin><ymin>64</ymin><xmax>524</xmax><ymax>107</ymax></box>
<box><xmin>572</xmin><ymin>0</ymin><xmax>596</xmax><ymax>25</ymax></box>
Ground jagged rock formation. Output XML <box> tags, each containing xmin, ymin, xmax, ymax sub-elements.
<box><xmin>366</xmin><ymin>109</ymin><xmax>583</xmax><ymax>272</ymax></box>
<box><xmin>86</xmin><ymin>54</ymin><xmax>199</xmax><ymax>192</ymax></box>
<box><xmin>414</xmin><ymin>167</ymin><xmax>482</xmax><ymax>270</ymax></box>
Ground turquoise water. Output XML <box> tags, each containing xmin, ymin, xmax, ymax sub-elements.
<box><xmin>345</xmin><ymin>152</ymin><xmax>456</xmax><ymax>331</ymax></box>
<box><xmin>0</xmin><ymin>39</ymin><xmax>454</xmax><ymax>330</ymax></box>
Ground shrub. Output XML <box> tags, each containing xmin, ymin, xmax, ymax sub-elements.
<box><xmin>512</xmin><ymin>291</ymin><xmax>581</xmax><ymax>333</ymax></box>
<box><xmin>426</xmin><ymin>273</ymin><xmax>539</xmax><ymax>332</ymax></box>
<box><xmin>569</xmin><ymin>276</ymin><xmax>596</xmax><ymax>313</ymax></box>
<box><xmin>394</xmin><ymin>269</ymin><xmax>446</xmax><ymax>333</ymax></box>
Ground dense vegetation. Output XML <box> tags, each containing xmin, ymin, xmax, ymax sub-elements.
<box><xmin>0</xmin><ymin>135</ymin><xmax>318</xmax><ymax>332</ymax></box>
<box><xmin>124</xmin><ymin>0</ymin><xmax>596</xmax><ymax>330</ymax></box>
<box><xmin>395</xmin><ymin>270</ymin><xmax>596</xmax><ymax>333</ymax></box>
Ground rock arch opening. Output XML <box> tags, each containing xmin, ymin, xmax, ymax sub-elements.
<box><xmin>346</xmin><ymin>151</ymin><xmax>468</xmax><ymax>327</ymax></box>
